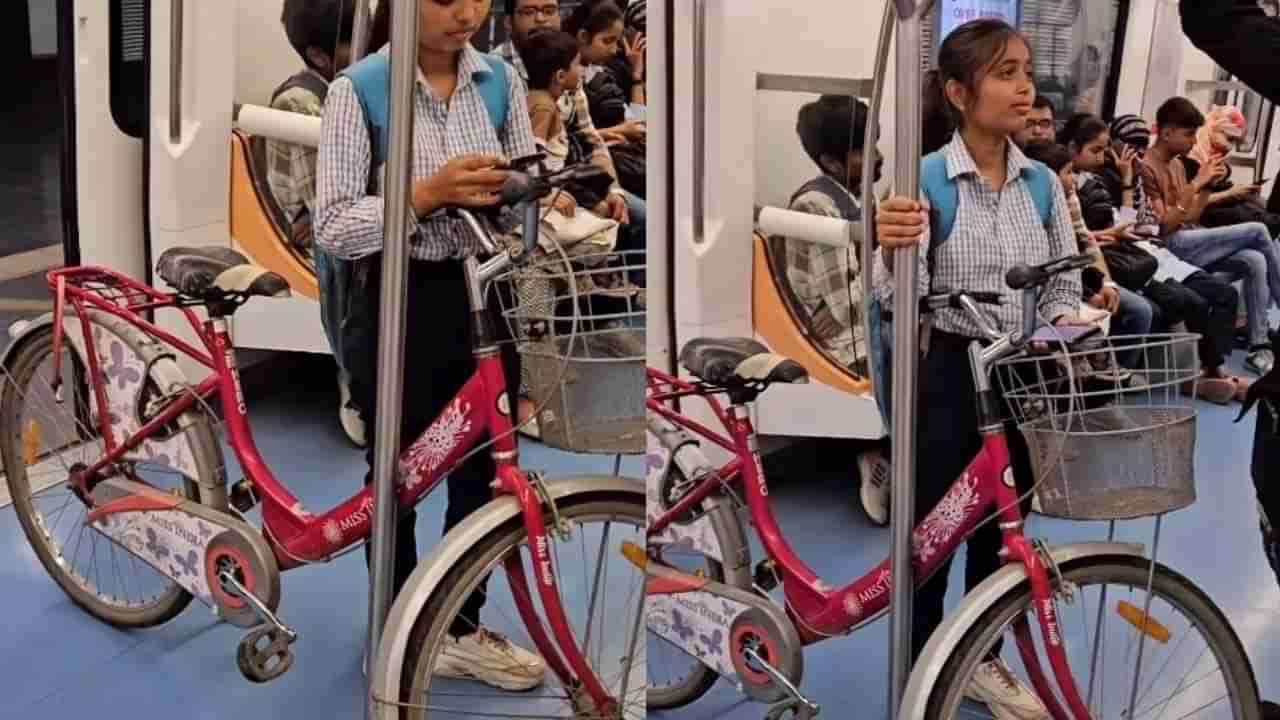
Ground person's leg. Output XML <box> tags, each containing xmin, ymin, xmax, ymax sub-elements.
<box><xmin>1169</xmin><ymin>222</ymin><xmax>1280</xmax><ymax>306</ymax></box>
<box><xmin>910</xmin><ymin>338</ymin><xmax>981</xmax><ymax>662</ymax></box>
<box><xmin>1183</xmin><ymin>272</ymin><xmax>1240</xmax><ymax>370</ymax></box>
<box><xmin>619</xmin><ymin>190</ymin><xmax>646</xmax><ymax>286</ymax></box>
<box><xmin>1209</xmin><ymin>250</ymin><xmax>1270</xmax><ymax>348</ymax></box>
<box><xmin>1111</xmin><ymin>287</ymin><xmax>1155</xmax><ymax>367</ymax></box>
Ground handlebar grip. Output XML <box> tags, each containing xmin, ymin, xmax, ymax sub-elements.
<box><xmin>1005</xmin><ymin>265</ymin><xmax>1041</xmax><ymax>291</ymax></box>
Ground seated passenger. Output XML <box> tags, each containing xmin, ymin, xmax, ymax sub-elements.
<box><xmin>564</xmin><ymin>0</ymin><xmax>646</xmax><ymax>199</ymax></box>
<box><xmin>270</xmin><ymin>0</ymin><xmax>364</xmax><ymax>447</ymax></box>
<box><xmin>1012</xmin><ymin>94</ymin><xmax>1057</xmax><ymax>147</ymax></box>
<box><xmin>1021</xmin><ymin>140</ymin><xmax>1154</xmax><ymax>373</ymax></box>
<box><xmin>1141</xmin><ymin>97</ymin><xmax>1278</xmax><ymax>375</ymax></box>
<box><xmin>789</xmin><ymin>94</ymin><xmax>890</xmax><ymax>526</ymax></box>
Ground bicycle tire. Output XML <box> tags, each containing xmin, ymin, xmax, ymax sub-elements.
<box><xmin>0</xmin><ymin>321</ymin><xmax>222</xmax><ymax>628</ymax></box>
<box><xmin>924</xmin><ymin>556</ymin><xmax>1260</xmax><ymax>720</ymax></box>
<box><xmin>398</xmin><ymin>488</ymin><xmax>646</xmax><ymax>720</ymax></box>
<box><xmin>646</xmin><ymin>463</ymin><xmax>749</xmax><ymax>710</ymax></box>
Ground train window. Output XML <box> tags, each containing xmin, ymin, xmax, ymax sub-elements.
<box><xmin>109</xmin><ymin>0</ymin><xmax>146</xmax><ymax>138</ymax></box>
<box><xmin>925</xmin><ymin>1</ymin><xmax>1128</xmax><ymax>120</ymax></box>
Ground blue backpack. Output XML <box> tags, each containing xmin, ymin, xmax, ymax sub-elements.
<box><xmin>919</xmin><ymin>150</ymin><xmax>1055</xmax><ymax>279</ymax></box>
<box><xmin>340</xmin><ymin>50</ymin><xmax>511</xmax><ymax>176</ymax></box>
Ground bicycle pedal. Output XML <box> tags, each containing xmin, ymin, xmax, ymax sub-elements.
<box><xmin>236</xmin><ymin>625</ymin><xmax>294</xmax><ymax>683</ymax></box>
<box><xmin>230</xmin><ymin>478</ymin><xmax>259</xmax><ymax>513</ymax></box>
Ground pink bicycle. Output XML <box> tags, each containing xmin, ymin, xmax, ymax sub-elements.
<box><xmin>0</xmin><ymin>164</ymin><xmax>646</xmax><ymax>719</ymax></box>
<box><xmin>643</xmin><ymin>254</ymin><xmax>1259</xmax><ymax>720</ymax></box>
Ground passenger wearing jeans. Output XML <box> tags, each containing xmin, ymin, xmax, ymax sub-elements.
<box><xmin>314</xmin><ymin>0</ymin><xmax>545</xmax><ymax>690</ymax></box>
<box><xmin>268</xmin><ymin>0</ymin><xmax>365</xmax><ymax>446</ymax></box>
<box><xmin>788</xmin><ymin>94</ymin><xmax>891</xmax><ymax>526</ymax></box>
<box><xmin>876</xmin><ymin>20</ymin><xmax>1085</xmax><ymax>720</ymax></box>
<box><xmin>1142</xmin><ymin>97</ymin><xmax>1278</xmax><ymax>375</ymax></box>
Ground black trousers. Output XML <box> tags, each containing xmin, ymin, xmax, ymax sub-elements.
<box><xmin>349</xmin><ymin>257</ymin><xmax>521</xmax><ymax>637</ymax></box>
<box><xmin>1142</xmin><ymin>273</ymin><xmax>1238</xmax><ymax>370</ymax></box>
<box><xmin>911</xmin><ymin>330</ymin><xmax>1036</xmax><ymax>662</ymax></box>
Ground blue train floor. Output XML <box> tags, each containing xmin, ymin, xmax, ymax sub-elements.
<box><xmin>652</xmin><ymin>351</ymin><xmax>1280</xmax><ymax>720</ymax></box>
<box><xmin>0</xmin><ymin>351</ymin><xmax>642</xmax><ymax>719</ymax></box>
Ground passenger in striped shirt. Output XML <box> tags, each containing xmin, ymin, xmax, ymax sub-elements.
<box><xmin>876</xmin><ymin>19</ymin><xmax>1083</xmax><ymax>719</ymax></box>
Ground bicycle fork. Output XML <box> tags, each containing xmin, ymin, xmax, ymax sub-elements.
<box><xmin>1005</xmin><ymin>534</ymin><xmax>1093</xmax><ymax>720</ymax></box>
<box><xmin>496</xmin><ymin>464</ymin><xmax>626</xmax><ymax>717</ymax></box>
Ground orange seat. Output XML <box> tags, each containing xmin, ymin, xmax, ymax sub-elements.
<box><xmin>228</xmin><ymin>130</ymin><xmax>319</xmax><ymax>301</ymax></box>
<box><xmin>751</xmin><ymin>231</ymin><xmax>871</xmax><ymax>395</ymax></box>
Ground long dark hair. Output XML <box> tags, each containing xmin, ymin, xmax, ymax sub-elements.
<box><xmin>565</xmin><ymin>1</ymin><xmax>624</xmax><ymax>39</ymax></box>
<box><xmin>928</xmin><ymin>19</ymin><xmax>1030</xmax><ymax>138</ymax></box>
<box><xmin>368</xmin><ymin>0</ymin><xmax>390</xmax><ymax>54</ymax></box>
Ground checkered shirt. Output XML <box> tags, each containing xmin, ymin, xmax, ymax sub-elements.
<box><xmin>314</xmin><ymin>45</ymin><xmax>537</xmax><ymax>261</ymax></box>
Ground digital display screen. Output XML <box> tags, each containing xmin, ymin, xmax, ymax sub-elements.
<box><xmin>937</xmin><ymin>0</ymin><xmax>1020</xmax><ymax>44</ymax></box>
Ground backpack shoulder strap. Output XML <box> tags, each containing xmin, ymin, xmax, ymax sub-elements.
<box><xmin>475</xmin><ymin>54</ymin><xmax>510</xmax><ymax>134</ymax></box>
<box><xmin>272</xmin><ymin>70</ymin><xmax>331</xmax><ymax>106</ymax></box>
<box><xmin>1025</xmin><ymin>160</ymin><xmax>1055</xmax><ymax>229</ymax></box>
<box><xmin>920</xmin><ymin>151</ymin><xmax>958</xmax><ymax>245</ymax></box>
<box><xmin>341</xmin><ymin>53</ymin><xmax>392</xmax><ymax>173</ymax></box>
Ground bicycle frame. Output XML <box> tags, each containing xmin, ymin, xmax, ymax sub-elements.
<box><xmin>46</xmin><ymin>262</ymin><xmax>622</xmax><ymax>714</ymax></box>
<box><xmin>646</xmin><ymin>367</ymin><xmax>1094</xmax><ymax>720</ymax></box>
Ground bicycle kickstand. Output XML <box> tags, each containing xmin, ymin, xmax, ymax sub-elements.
<box><xmin>220</xmin><ymin>569</ymin><xmax>299</xmax><ymax>683</ymax></box>
<box><xmin>744</xmin><ymin>647</ymin><xmax>820</xmax><ymax>720</ymax></box>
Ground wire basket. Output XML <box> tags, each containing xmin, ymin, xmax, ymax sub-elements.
<box><xmin>495</xmin><ymin>249</ymin><xmax>645</xmax><ymax>455</ymax></box>
<box><xmin>994</xmin><ymin>333</ymin><xmax>1203</xmax><ymax>521</ymax></box>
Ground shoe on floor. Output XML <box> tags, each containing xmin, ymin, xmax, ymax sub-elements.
<box><xmin>856</xmin><ymin>450</ymin><xmax>890</xmax><ymax>526</ymax></box>
<box><xmin>1247</xmin><ymin>348</ymin><xmax>1276</xmax><ymax>376</ymax></box>
<box><xmin>433</xmin><ymin>627</ymin><xmax>546</xmax><ymax>691</ymax></box>
<box><xmin>338</xmin><ymin>372</ymin><xmax>367</xmax><ymax>448</ymax></box>
<box><xmin>964</xmin><ymin>658</ymin><xmax>1050</xmax><ymax>720</ymax></box>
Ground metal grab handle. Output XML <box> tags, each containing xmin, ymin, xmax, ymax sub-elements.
<box><xmin>169</xmin><ymin>0</ymin><xmax>184</xmax><ymax>143</ymax></box>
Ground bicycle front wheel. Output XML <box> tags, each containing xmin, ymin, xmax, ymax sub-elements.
<box><xmin>397</xmin><ymin>488</ymin><xmax>646</xmax><ymax>719</ymax></box>
<box><xmin>926</xmin><ymin>556</ymin><xmax>1259</xmax><ymax>720</ymax></box>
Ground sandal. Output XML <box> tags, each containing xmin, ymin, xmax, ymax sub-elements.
<box><xmin>1182</xmin><ymin>375</ymin><xmax>1235</xmax><ymax>405</ymax></box>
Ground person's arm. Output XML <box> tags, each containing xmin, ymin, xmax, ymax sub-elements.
<box><xmin>313</xmin><ymin>79</ymin><xmax>390</xmax><ymax>260</ymax></box>
<box><xmin>529</xmin><ymin>102</ymin><xmax>557</xmax><ymax>142</ymax></box>
<box><xmin>567</xmin><ymin>87</ymin><xmax>622</xmax><ymax>192</ymax></box>
<box><xmin>1039</xmin><ymin>180</ymin><xmax>1085</xmax><ymax>323</ymax></box>
<box><xmin>1141</xmin><ymin>161</ymin><xmax>1189</xmax><ymax>236</ymax></box>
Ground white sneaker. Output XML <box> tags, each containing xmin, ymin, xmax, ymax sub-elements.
<box><xmin>964</xmin><ymin>659</ymin><xmax>1050</xmax><ymax>720</ymax></box>
<box><xmin>857</xmin><ymin>450</ymin><xmax>890</xmax><ymax>526</ymax></box>
<box><xmin>433</xmin><ymin>627</ymin><xmax>546</xmax><ymax>691</ymax></box>
<box><xmin>338</xmin><ymin>371</ymin><xmax>367</xmax><ymax>448</ymax></box>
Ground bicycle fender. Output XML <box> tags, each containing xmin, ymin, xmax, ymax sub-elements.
<box><xmin>368</xmin><ymin>474</ymin><xmax>644</xmax><ymax>719</ymax></box>
<box><xmin>2</xmin><ymin>313</ymin><xmax>65</xmax><ymax>371</ymax></box>
<box><xmin>898</xmin><ymin>541</ymin><xmax>1145</xmax><ymax>720</ymax></box>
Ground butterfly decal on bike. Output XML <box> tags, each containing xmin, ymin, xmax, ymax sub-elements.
<box><xmin>699</xmin><ymin>628</ymin><xmax>724</xmax><ymax>657</ymax></box>
<box><xmin>104</xmin><ymin>341</ymin><xmax>142</xmax><ymax>392</ymax></box>
<box><xmin>671</xmin><ymin>608</ymin><xmax>696</xmax><ymax>642</ymax></box>
<box><xmin>145</xmin><ymin>528</ymin><xmax>171</xmax><ymax>560</ymax></box>
<box><xmin>196</xmin><ymin>521</ymin><xmax>214</xmax><ymax>541</ymax></box>
<box><xmin>171</xmin><ymin>549</ymin><xmax>199</xmax><ymax>577</ymax></box>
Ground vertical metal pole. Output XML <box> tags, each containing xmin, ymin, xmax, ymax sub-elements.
<box><xmin>350</xmin><ymin>0</ymin><xmax>373</xmax><ymax>63</ymax></box>
<box><xmin>366</xmin><ymin>0</ymin><xmax>417</xmax><ymax>714</ymax></box>
<box><xmin>861</xmin><ymin>1</ymin><xmax>896</xmax><ymax>415</ymax></box>
<box><xmin>169</xmin><ymin>0</ymin><xmax>184</xmax><ymax>143</ymax></box>
<box><xmin>691</xmin><ymin>0</ymin><xmax>707</xmax><ymax>245</ymax></box>
<box><xmin>888</xmin><ymin>1</ymin><xmax>923</xmax><ymax>718</ymax></box>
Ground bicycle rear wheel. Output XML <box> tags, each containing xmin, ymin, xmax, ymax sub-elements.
<box><xmin>397</xmin><ymin>489</ymin><xmax>646</xmax><ymax>719</ymax></box>
<box><xmin>926</xmin><ymin>556</ymin><xmax>1259</xmax><ymax>720</ymax></box>
<box><xmin>0</xmin><ymin>321</ymin><xmax>220</xmax><ymax>628</ymax></box>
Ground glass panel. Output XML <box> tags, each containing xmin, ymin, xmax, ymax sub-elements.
<box><xmin>923</xmin><ymin>1</ymin><xmax>1127</xmax><ymax>120</ymax></box>
<box><xmin>109</xmin><ymin>0</ymin><xmax>146</xmax><ymax>139</ymax></box>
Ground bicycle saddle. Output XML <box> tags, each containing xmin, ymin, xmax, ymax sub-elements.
<box><xmin>680</xmin><ymin>337</ymin><xmax>809</xmax><ymax>386</ymax></box>
<box><xmin>156</xmin><ymin>247</ymin><xmax>291</xmax><ymax>301</ymax></box>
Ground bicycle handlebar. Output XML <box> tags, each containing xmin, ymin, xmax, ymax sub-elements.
<box><xmin>931</xmin><ymin>252</ymin><xmax>1093</xmax><ymax>345</ymax></box>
